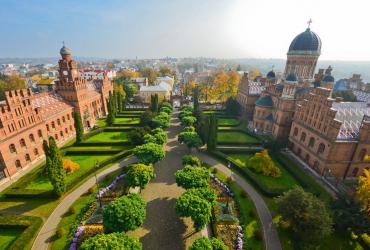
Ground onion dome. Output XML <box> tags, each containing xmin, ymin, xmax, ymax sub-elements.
<box><xmin>60</xmin><ymin>45</ymin><xmax>72</xmax><ymax>56</ymax></box>
<box><xmin>255</xmin><ymin>95</ymin><xmax>273</xmax><ymax>107</ymax></box>
<box><xmin>266</xmin><ymin>70</ymin><xmax>276</xmax><ymax>79</ymax></box>
<box><xmin>286</xmin><ymin>73</ymin><xmax>298</xmax><ymax>82</ymax></box>
<box><xmin>288</xmin><ymin>28</ymin><xmax>321</xmax><ymax>55</ymax></box>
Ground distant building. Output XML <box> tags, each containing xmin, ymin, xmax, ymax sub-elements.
<box><xmin>139</xmin><ymin>81</ymin><xmax>172</xmax><ymax>103</ymax></box>
<box><xmin>80</xmin><ymin>69</ymin><xmax>116</xmax><ymax>80</ymax></box>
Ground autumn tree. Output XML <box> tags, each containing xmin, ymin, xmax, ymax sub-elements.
<box><xmin>0</xmin><ymin>74</ymin><xmax>25</xmax><ymax>100</ymax></box>
<box><xmin>356</xmin><ymin>169</ymin><xmax>370</xmax><ymax>215</ymax></box>
<box><xmin>141</xmin><ymin>67</ymin><xmax>158</xmax><ymax>83</ymax></box>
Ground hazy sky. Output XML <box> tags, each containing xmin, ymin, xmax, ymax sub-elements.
<box><xmin>1</xmin><ymin>0</ymin><xmax>370</xmax><ymax>60</ymax></box>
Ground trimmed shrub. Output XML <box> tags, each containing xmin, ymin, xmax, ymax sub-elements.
<box><xmin>175</xmin><ymin>166</ymin><xmax>210</xmax><ymax>189</ymax></box>
<box><xmin>182</xmin><ymin>155</ymin><xmax>201</xmax><ymax>167</ymax></box>
<box><xmin>79</xmin><ymin>232</ymin><xmax>142</xmax><ymax>250</ymax></box>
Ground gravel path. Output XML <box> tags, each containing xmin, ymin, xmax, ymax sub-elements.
<box><xmin>31</xmin><ymin>157</ymin><xmax>137</xmax><ymax>250</ymax></box>
<box><xmin>128</xmin><ymin>111</ymin><xmax>206</xmax><ymax>250</ymax></box>
<box><xmin>195</xmin><ymin>152</ymin><xmax>282</xmax><ymax>250</ymax></box>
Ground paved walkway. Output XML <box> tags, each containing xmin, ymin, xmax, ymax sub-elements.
<box><xmin>195</xmin><ymin>152</ymin><xmax>282</xmax><ymax>250</ymax></box>
<box><xmin>31</xmin><ymin>157</ymin><xmax>137</xmax><ymax>250</ymax></box>
<box><xmin>128</xmin><ymin>111</ymin><xmax>207</xmax><ymax>249</ymax></box>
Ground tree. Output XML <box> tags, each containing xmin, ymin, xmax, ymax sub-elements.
<box><xmin>151</xmin><ymin>112</ymin><xmax>170</xmax><ymax>128</ymax></box>
<box><xmin>246</xmin><ymin>150</ymin><xmax>281</xmax><ymax>177</ymax></box>
<box><xmin>0</xmin><ymin>75</ymin><xmax>25</xmax><ymax>100</ymax></box>
<box><xmin>126</xmin><ymin>164</ymin><xmax>155</xmax><ymax>191</ymax></box>
<box><xmin>141</xmin><ymin>67</ymin><xmax>158</xmax><ymax>83</ymax></box>
<box><xmin>150</xmin><ymin>94</ymin><xmax>159</xmax><ymax>113</ymax></box>
<box><xmin>128</xmin><ymin>127</ymin><xmax>151</xmax><ymax>146</ymax></box>
<box><xmin>193</xmin><ymin>87</ymin><xmax>200</xmax><ymax>114</ymax></box>
<box><xmin>80</xmin><ymin>232</ymin><xmax>142</xmax><ymax>250</ymax></box>
<box><xmin>133</xmin><ymin>142</ymin><xmax>165</xmax><ymax>165</ymax></box>
<box><xmin>181</xmin><ymin>115</ymin><xmax>197</xmax><ymax>126</ymax></box>
<box><xmin>182</xmin><ymin>126</ymin><xmax>196</xmax><ymax>133</ymax></box>
<box><xmin>151</xmin><ymin>128</ymin><xmax>167</xmax><ymax>145</ymax></box>
<box><xmin>159</xmin><ymin>106</ymin><xmax>172</xmax><ymax>115</ymax></box>
<box><xmin>73</xmin><ymin>111</ymin><xmax>84</xmax><ymax>143</ymax></box>
<box><xmin>140</xmin><ymin>110</ymin><xmax>154</xmax><ymax>127</ymax></box>
<box><xmin>159</xmin><ymin>101</ymin><xmax>173</xmax><ymax>110</ymax></box>
<box><xmin>175</xmin><ymin>191</ymin><xmax>212</xmax><ymax>231</ymax></box>
<box><xmin>225</xmin><ymin>97</ymin><xmax>241</xmax><ymax>116</ymax></box>
<box><xmin>43</xmin><ymin>137</ymin><xmax>66</xmax><ymax>196</ymax></box>
<box><xmin>124</xmin><ymin>84</ymin><xmax>138</xmax><ymax>98</ymax></box>
<box><xmin>184</xmin><ymin>187</ymin><xmax>217</xmax><ymax>205</ymax></box>
<box><xmin>189</xmin><ymin>237</ymin><xmax>228</xmax><ymax>250</ymax></box>
<box><xmin>103</xmin><ymin>193</ymin><xmax>146</xmax><ymax>233</ymax></box>
<box><xmin>207</xmin><ymin>114</ymin><xmax>217</xmax><ymax>151</ymax></box>
<box><xmin>276</xmin><ymin>187</ymin><xmax>333</xmax><ymax>243</ymax></box>
<box><xmin>182</xmin><ymin>155</ymin><xmax>201</xmax><ymax>167</ymax></box>
<box><xmin>117</xmin><ymin>69</ymin><xmax>141</xmax><ymax>79</ymax></box>
<box><xmin>356</xmin><ymin>169</ymin><xmax>370</xmax><ymax>215</ymax></box>
<box><xmin>332</xmin><ymin>90</ymin><xmax>357</xmax><ymax>102</ymax></box>
<box><xmin>178</xmin><ymin>131</ymin><xmax>202</xmax><ymax>151</ymax></box>
<box><xmin>175</xmin><ymin>165</ymin><xmax>210</xmax><ymax>189</ymax></box>
<box><xmin>106</xmin><ymin>95</ymin><xmax>115</xmax><ymax>126</ymax></box>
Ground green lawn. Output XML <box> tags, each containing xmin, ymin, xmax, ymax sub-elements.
<box><xmin>85</xmin><ymin>131</ymin><xmax>129</xmax><ymax>143</ymax></box>
<box><xmin>217</xmin><ymin>131</ymin><xmax>260</xmax><ymax>144</ymax></box>
<box><xmin>113</xmin><ymin>117</ymin><xmax>140</xmax><ymax>125</ymax></box>
<box><xmin>66</xmin><ymin>145</ymin><xmax>127</xmax><ymax>152</ymax></box>
<box><xmin>217</xmin><ymin>118</ymin><xmax>240</xmax><ymax>126</ymax></box>
<box><xmin>227</xmin><ymin>153</ymin><xmax>299</xmax><ymax>192</ymax></box>
<box><xmin>96</xmin><ymin>119</ymin><xmax>106</xmax><ymax>127</ymax></box>
<box><xmin>213</xmin><ymin>168</ymin><xmax>263</xmax><ymax>250</ymax></box>
<box><xmin>0</xmin><ymin>226</ymin><xmax>25</xmax><ymax>250</ymax></box>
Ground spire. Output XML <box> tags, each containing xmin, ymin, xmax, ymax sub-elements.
<box><xmin>307</xmin><ymin>18</ymin><xmax>312</xmax><ymax>29</ymax></box>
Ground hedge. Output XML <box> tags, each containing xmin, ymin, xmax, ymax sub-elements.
<box><xmin>0</xmin><ymin>214</ymin><xmax>43</xmax><ymax>250</ymax></box>
<box><xmin>210</xmin><ymin>151</ymin><xmax>286</xmax><ymax>197</ymax></box>
<box><xmin>104</xmin><ymin>127</ymin><xmax>134</xmax><ymax>132</ymax></box>
<box><xmin>76</xmin><ymin>141</ymin><xmax>131</xmax><ymax>147</ymax></box>
<box><xmin>115</xmin><ymin>114</ymin><xmax>141</xmax><ymax>118</ymax></box>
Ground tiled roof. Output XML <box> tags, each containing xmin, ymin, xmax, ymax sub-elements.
<box><xmin>332</xmin><ymin>102</ymin><xmax>370</xmax><ymax>140</ymax></box>
<box><xmin>353</xmin><ymin>90</ymin><xmax>370</xmax><ymax>104</ymax></box>
<box><xmin>32</xmin><ymin>93</ymin><xmax>72</xmax><ymax>118</ymax></box>
<box><xmin>249</xmin><ymin>81</ymin><xmax>262</xmax><ymax>95</ymax></box>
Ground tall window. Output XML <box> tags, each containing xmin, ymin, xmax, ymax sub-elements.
<box><xmin>300</xmin><ymin>132</ymin><xmax>306</xmax><ymax>142</ymax></box>
<box><xmin>57</xmin><ymin>119</ymin><xmax>61</xmax><ymax>125</ymax></box>
<box><xmin>20</xmin><ymin>139</ymin><xmax>26</xmax><ymax>148</ymax></box>
<box><xmin>293</xmin><ymin>127</ymin><xmax>298</xmax><ymax>136</ymax></box>
<box><xmin>38</xmin><ymin>129</ymin><xmax>43</xmax><ymax>138</ymax></box>
<box><xmin>308</xmin><ymin>137</ymin><xmax>315</xmax><ymax>148</ymax></box>
<box><xmin>46</xmin><ymin>124</ymin><xmax>50</xmax><ymax>131</ymax></box>
<box><xmin>9</xmin><ymin>144</ymin><xmax>16</xmax><ymax>153</ymax></box>
<box><xmin>317</xmin><ymin>143</ymin><xmax>325</xmax><ymax>154</ymax></box>
<box><xmin>34</xmin><ymin>148</ymin><xmax>39</xmax><ymax>156</ymax></box>
<box><xmin>29</xmin><ymin>134</ymin><xmax>35</xmax><ymax>143</ymax></box>
<box><xmin>15</xmin><ymin>160</ymin><xmax>22</xmax><ymax>170</ymax></box>
<box><xmin>51</xmin><ymin>121</ymin><xmax>55</xmax><ymax>129</ymax></box>
<box><xmin>25</xmin><ymin>154</ymin><xmax>31</xmax><ymax>162</ymax></box>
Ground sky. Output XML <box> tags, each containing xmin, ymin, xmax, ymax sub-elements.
<box><xmin>1</xmin><ymin>0</ymin><xmax>370</xmax><ymax>60</ymax></box>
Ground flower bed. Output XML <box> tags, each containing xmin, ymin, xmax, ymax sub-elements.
<box><xmin>96</xmin><ymin>173</ymin><xmax>126</xmax><ymax>200</ymax></box>
<box><xmin>210</xmin><ymin>174</ymin><xmax>244</xmax><ymax>250</ymax></box>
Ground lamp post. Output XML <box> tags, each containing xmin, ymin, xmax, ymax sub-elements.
<box><xmin>95</xmin><ymin>161</ymin><xmax>102</xmax><ymax>207</ymax></box>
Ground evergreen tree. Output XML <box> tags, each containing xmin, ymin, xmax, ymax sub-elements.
<box><xmin>106</xmin><ymin>95</ymin><xmax>115</xmax><ymax>125</ymax></box>
<box><xmin>193</xmin><ymin>87</ymin><xmax>200</xmax><ymax>114</ymax></box>
<box><xmin>207</xmin><ymin>114</ymin><xmax>217</xmax><ymax>151</ymax></box>
<box><xmin>150</xmin><ymin>94</ymin><xmax>159</xmax><ymax>113</ymax></box>
<box><xmin>73</xmin><ymin>111</ymin><xmax>84</xmax><ymax>143</ymax></box>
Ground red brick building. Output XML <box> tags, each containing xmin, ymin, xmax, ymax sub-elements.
<box><xmin>0</xmin><ymin>46</ymin><xmax>113</xmax><ymax>180</ymax></box>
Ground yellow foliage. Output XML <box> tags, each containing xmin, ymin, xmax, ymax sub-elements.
<box><xmin>246</xmin><ymin>150</ymin><xmax>281</xmax><ymax>178</ymax></box>
<box><xmin>204</xmin><ymin>70</ymin><xmax>241</xmax><ymax>102</ymax></box>
<box><xmin>364</xmin><ymin>155</ymin><xmax>370</xmax><ymax>161</ymax></box>
<box><xmin>63</xmin><ymin>159</ymin><xmax>80</xmax><ymax>175</ymax></box>
<box><xmin>356</xmin><ymin>169</ymin><xmax>370</xmax><ymax>215</ymax></box>
<box><xmin>114</xmin><ymin>84</ymin><xmax>126</xmax><ymax>97</ymax></box>
<box><xmin>118</xmin><ymin>69</ymin><xmax>141</xmax><ymax>78</ymax></box>
<box><xmin>248</xmin><ymin>69</ymin><xmax>262</xmax><ymax>80</ymax></box>
<box><xmin>182</xmin><ymin>80</ymin><xmax>197</xmax><ymax>96</ymax></box>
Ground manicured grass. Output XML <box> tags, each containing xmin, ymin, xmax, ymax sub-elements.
<box><xmin>217</xmin><ymin>118</ymin><xmax>240</xmax><ymax>126</ymax></box>
<box><xmin>96</xmin><ymin>119</ymin><xmax>106</xmax><ymax>127</ymax></box>
<box><xmin>213</xmin><ymin>168</ymin><xmax>264</xmax><ymax>250</ymax></box>
<box><xmin>85</xmin><ymin>131</ymin><xmax>129</xmax><ymax>143</ymax></box>
<box><xmin>0</xmin><ymin>226</ymin><xmax>25</xmax><ymax>250</ymax></box>
<box><xmin>114</xmin><ymin>117</ymin><xmax>140</xmax><ymax>125</ymax></box>
<box><xmin>217</xmin><ymin>131</ymin><xmax>260</xmax><ymax>144</ymax></box>
<box><xmin>226</xmin><ymin>153</ymin><xmax>298</xmax><ymax>194</ymax></box>
<box><xmin>66</xmin><ymin>145</ymin><xmax>127</xmax><ymax>152</ymax></box>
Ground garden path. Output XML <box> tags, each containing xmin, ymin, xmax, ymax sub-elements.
<box><xmin>195</xmin><ymin>152</ymin><xmax>283</xmax><ymax>250</ymax></box>
<box><xmin>31</xmin><ymin>157</ymin><xmax>137</xmax><ymax>250</ymax></box>
<box><xmin>128</xmin><ymin>111</ymin><xmax>208</xmax><ymax>249</ymax></box>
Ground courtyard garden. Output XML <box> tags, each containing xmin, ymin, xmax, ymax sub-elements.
<box><xmin>217</xmin><ymin>130</ymin><xmax>260</xmax><ymax>145</ymax></box>
<box><xmin>217</xmin><ymin>117</ymin><xmax>240</xmax><ymax>127</ymax></box>
<box><xmin>84</xmin><ymin>130</ymin><xmax>129</xmax><ymax>143</ymax></box>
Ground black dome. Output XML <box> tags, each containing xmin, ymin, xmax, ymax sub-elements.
<box><xmin>266</xmin><ymin>70</ymin><xmax>276</xmax><ymax>79</ymax></box>
<box><xmin>60</xmin><ymin>46</ymin><xmax>71</xmax><ymax>56</ymax></box>
<box><xmin>288</xmin><ymin>28</ymin><xmax>321</xmax><ymax>55</ymax></box>
<box><xmin>286</xmin><ymin>73</ymin><xmax>298</xmax><ymax>82</ymax></box>
<box><xmin>322</xmin><ymin>74</ymin><xmax>334</xmax><ymax>83</ymax></box>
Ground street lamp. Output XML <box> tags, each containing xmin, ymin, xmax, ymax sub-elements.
<box><xmin>95</xmin><ymin>161</ymin><xmax>102</xmax><ymax>207</ymax></box>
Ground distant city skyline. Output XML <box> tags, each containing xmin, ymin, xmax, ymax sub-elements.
<box><xmin>1</xmin><ymin>0</ymin><xmax>370</xmax><ymax>60</ymax></box>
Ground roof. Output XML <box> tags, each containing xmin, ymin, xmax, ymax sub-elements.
<box><xmin>249</xmin><ymin>81</ymin><xmax>262</xmax><ymax>95</ymax></box>
<box><xmin>60</xmin><ymin>46</ymin><xmax>71</xmax><ymax>56</ymax></box>
<box><xmin>255</xmin><ymin>95</ymin><xmax>273</xmax><ymax>107</ymax></box>
<box><xmin>266</xmin><ymin>70</ymin><xmax>276</xmax><ymax>79</ymax></box>
<box><xmin>32</xmin><ymin>93</ymin><xmax>73</xmax><ymax>118</ymax></box>
<box><xmin>286</xmin><ymin>73</ymin><xmax>298</xmax><ymax>82</ymax></box>
<box><xmin>322</xmin><ymin>74</ymin><xmax>335</xmax><ymax>83</ymax></box>
<box><xmin>288</xmin><ymin>28</ymin><xmax>321</xmax><ymax>55</ymax></box>
<box><xmin>140</xmin><ymin>84</ymin><xmax>169</xmax><ymax>92</ymax></box>
<box><xmin>332</xmin><ymin>102</ymin><xmax>370</xmax><ymax>140</ymax></box>
<box><xmin>295</xmin><ymin>87</ymin><xmax>311</xmax><ymax>96</ymax></box>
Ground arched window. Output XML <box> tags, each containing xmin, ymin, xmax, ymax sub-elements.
<box><xmin>60</xmin><ymin>131</ymin><xmax>63</xmax><ymax>137</ymax></box>
<box><xmin>300</xmin><ymin>132</ymin><xmax>306</xmax><ymax>142</ymax></box>
<box><xmin>46</xmin><ymin>124</ymin><xmax>50</xmax><ymax>131</ymax></box>
<box><xmin>51</xmin><ymin>121</ymin><xmax>55</xmax><ymax>128</ymax></box>
<box><xmin>57</xmin><ymin>119</ymin><xmax>61</xmax><ymax>125</ymax></box>
<box><xmin>20</xmin><ymin>139</ymin><xmax>26</xmax><ymax>148</ymax></box>
<box><xmin>308</xmin><ymin>137</ymin><xmax>315</xmax><ymax>148</ymax></box>
<box><xmin>305</xmin><ymin>154</ymin><xmax>310</xmax><ymax>163</ymax></box>
<box><xmin>313</xmin><ymin>161</ymin><xmax>320</xmax><ymax>171</ymax></box>
<box><xmin>25</xmin><ymin>154</ymin><xmax>31</xmax><ymax>162</ymax></box>
<box><xmin>55</xmin><ymin>134</ymin><xmax>58</xmax><ymax>140</ymax></box>
<box><xmin>15</xmin><ymin>160</ymin><xmax>22</xmax><ymax>170</ymax></box>
<box><xmin>62</xmin><ymin>116</ymin><xmax>65</xmax><ymax>123</ymax></box>
<box><xmin>317</xmin><ymin>143</ymin><xmax>325</xmax><ymax>154</ymax></box>
<box><xmin>38</xmin><ymin>129</ymin><xmax>43</xmax><ymax>138</ymax></box>
<box><xmin>29</xmin><ymin>134</ymin><xmax>35</xmax><ymax>143</ymax></box>
<box><xmin>34</xmin><ymin>148</ymin><xmax>39</xmax><ymax>156</ymax></box>
<box><xmin>65</xmin><ymin>128</ymin><xmax>68</xmax><ymax>134</ymax></box>
<box><xmin>297</xmin><ymin>148</ymin><xmax>302</xmax><ymax>156</ymax></box>
<box><xmin>293</xmin><ymin>127</ymin><xmax>298</xmax><ymax>136</ymax></box>
<box><xmin>358</xmin><ymin>149</ymin><xmax>367</xmax><ymax>161</ymax></box>
<box><xmin>352</xmin><ymin>168</ymin><xmax>359</xmax><ymax>177</ymax></box>
<box><xmin>9</xmin><ymin>144</ymin><xmax>16</xmax><ymax>153</ymax></box>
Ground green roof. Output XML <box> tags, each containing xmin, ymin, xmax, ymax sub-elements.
<box><xmin>255</xmin><ymin>95</ymin><xmax>273</xmax><ymax>107</ymax></box>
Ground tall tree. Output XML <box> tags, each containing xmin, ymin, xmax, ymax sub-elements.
<box><xmin>73</xmin><ymin>111</ymin><xmax>84</xmax><ymax>143</ymax></box>
<box><xmin>193</xmin><ymin>87</ymin><xmax>200</xmax><ymax>114</ymax></box>
<box><xmin>126</xmin><ymin>164</ymin><xmax>155</xmax><ymax>192</ymax></box>
<box><xmin>207</xmin><ymin>114</ymin><xmax>217</xmax><ymax>151</ymax></box>
<box><xmin>356</xmin><ymin>169</ymin><xmax>370</xmax><ymax>215</ymax></box>
<box><xmin>0</xmin><ymin>75</ymin><xmax>25</xmax><ymax>100</ymax></box>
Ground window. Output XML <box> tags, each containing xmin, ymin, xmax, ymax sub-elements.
<box><xmin>9</xmin><ymin>144</ymin><xmax>16</xmax><ymax>153</ymax></box>
<box><xmin>62</xmin><ymin>116</ymin><xmax>65</xmax><ymax>123</ymax></box>
<box><xmin>60</xmin><ymin>131</ymin><xmax>63</xmax><ymax>137</ymax></box>
<box><xmin>67</xmin><ymin>114</ymin><xmax>70</xmax><ymax>120</ymax></box>
<box><xmin>29</xmin><ymin>134</ymin><xmax>35</xmax><ymax>143</ymax></box>
<box><xmin>15</xmin><ymin>160</ymin><xmax>22</xmax><ymax>170</ymax></box>
<box><xmin>57</xmin><ymin>119</ymin><xmax>61</xmax><ymax>125</ymax></box>
<box><xmin>46</xmin><ymin>124</ymin><xmax>50</xmax><ymax>131</ymax></box>
<box><xmin>293</xmin><ymin>127</ymin><xmax>298</xmax><ymax>136</ymax></box>
<box><xmin>317</xmin><ymin>143</ymin><xmax>325</xmax><ymax>154</ymax></box>
<box><xmin>38</xmin><ymin>129</ymin><xmax>43</xmax><ymax>138</ymax></box>
<box><xmin>34</xmin><ymin>148</ymin><xmax>39</xmax><ymax>156</ymax></box>
<box><xmin>25</xmin><ymin>154</ymin><xmax>31</xmax><ymax>162</ymax></box>
<box><xmin>65</xmin><ymin>128</ymin><xmax>68</xmax><ymax>134</ymax></box>
<box><xmin>300</xmin><ymin>132</ymin><xmax>306</xmax><ymax>142</ymax></box>
<box><xmin>55</xmin><ymin>134</ymin><xmax>58</xmax><ymax>140</ymax></box>
<box><xmin>308</xmin><ymin>137</ymin><xmax>315</xmax><ymax>148</ymax></box>
<box><xmin>358</xmin><ymin>149</ymin><xmax>367</xmax><ymax>161</ymax></box>
<box><xmin>51</xmin><ymin>121</ymin><xmax>55</xmax><ymax>128</ymax></box>
<box><xmin>20</xmin><ymin>139</ymin><xmax>26</xmax><ymax>148</ymax></box>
